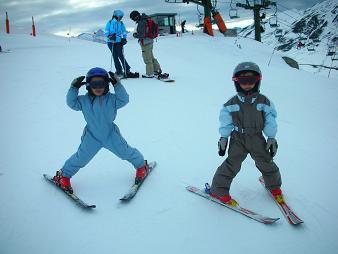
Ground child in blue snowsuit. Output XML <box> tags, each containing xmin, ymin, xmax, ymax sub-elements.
<box><xmin>105</xmin><ymin>10</ymin><xmax>133</xmax><ymax>77</ymax></box>
<box><xmin>53</xmin><ymin>67</ymin><xmax>149</xmax><ymax>193</ymax></box>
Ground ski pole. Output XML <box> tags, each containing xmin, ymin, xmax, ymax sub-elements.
<box><xmin>110</xmin><ymin>48</ymin><xmax>113</xmax><ymax>72</ymax></box>
<box><xmin>122</xmin><ymin>45</ymin><xmax>127</xmax><ymax>78</ymax></box>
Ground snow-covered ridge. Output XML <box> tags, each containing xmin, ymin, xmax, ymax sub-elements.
<box><xmin>239</xmin><ymin>0</ymin><xmax>337</xmax><ymax>76</ymax></box>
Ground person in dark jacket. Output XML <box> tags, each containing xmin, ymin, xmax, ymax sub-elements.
<box><xmin>129</xmin><ymin>10</ymin><xmax>169</xmax><ymax>79</ymax></box>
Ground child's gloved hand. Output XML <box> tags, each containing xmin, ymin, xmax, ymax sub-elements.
<box><xmin>266</xmin><ymin>138</ymin><xmax>278</xmax><ymax>157</ymax></box>
<box><xmin>108</xmin><ymin>71</ymin><xmax>120</xmax><ymax>86</ymax></box>
<box><xmin>71</xmin><ymin>76</ymin><xmax>86</xmax><ymax>89</ymax></box>
<box><xmin>121</xmin><ymin>38</ymin><xmax>127</xmax><ymax>45</ymax></box>
<box><xmin>218</xmin><ymin>137</ymin><xmax>228</xmax><ymax>156</ymax></box>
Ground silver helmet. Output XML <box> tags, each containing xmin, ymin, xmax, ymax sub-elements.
<box><xmin>232</xmin><ymin>62</ymin><xmax>262</xmax><ymax>94</ymax></box>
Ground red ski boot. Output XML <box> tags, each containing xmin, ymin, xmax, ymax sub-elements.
<box><xmin>211</xmin><ymin>193</ymin><xmax>238</xmax><ymax>207</ymax></box>
<box><xmin>53</xmin><ymin>170</ymin><xmax>73</xmax><ymax>194</ymax></box>
<box><xmin>135</xmin><ymin>161</ymin><xmax>149</xmax><ymax>184</ymax></box>
<box><xmin>271</xmin><ymin>188</ymin><xmax>284</xmax><ymax>204</ymax></box>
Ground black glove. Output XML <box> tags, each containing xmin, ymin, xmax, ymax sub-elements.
<box><xmin>218</xmin><ymin>137</ymin><xmax>228</xmax><ymax>156</ymax></box>
<box><xmin>121</xmin><ymin>38</ymin><xmax>127</xmax><ymax>45</ymax></box>
<box><xmin>108</xmin><ymin>71</ymin><xmax>119</xmax><ymax>86</ymax></box>
<box><xmin>109</xmin><ymin>33</ymin><xmax>117</xmax><ymax>42</ymax></box>
<box><xmin>133</xmin><ymin>32</ymin><xmax>138</xmax><ymax>38</ymax></box>
<box><xmin>266</xmin><ymin>138</ymin><xmax>278</xmax><ymax>157</ymax></box>
<box><xmin>71</xmin><ymin>76</ymin><xmax>86</xmax><ymax>89</ymax></box>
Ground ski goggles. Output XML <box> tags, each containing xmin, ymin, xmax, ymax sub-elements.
<box><xmin>232</xmin><ymin>75</ymin><xmax>261</xmax><ymax>84</ymax></box>
<box><xmin>88</xmin><ymin>80</ymin><xmax>108</xmax><ymax>89</ymax></box>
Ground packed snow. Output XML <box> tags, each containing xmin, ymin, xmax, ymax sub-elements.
<box><xmin>0</xmin><ymin>31</ymin><xmax>338</xmax><ymax>254</ymax></box>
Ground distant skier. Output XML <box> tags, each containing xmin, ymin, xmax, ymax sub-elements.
<box><xmin>209</xmin><ymin>62</ymin><xmax>283</xmax><ymax>206</ymax></box>
<box><xmin>129</xmin><ymin>10</ymin><xmax>169</xmax><ymax>79</ymax></box>
<box><xmin>181</xmin><ymin>20</ymin><xmax>186</xmax><ymax>33</ymax></box>
<box><xmin>52</xmin><ymin>67</ymin><xmax>149</xmax><ymax>193</ymax></box>
<box><xmin>105</xmin><ymin>10</ymin><xmax>138</xmax><ymax>78</ymax></box>
<box><xmin>297</xmin><ymin>41</ymin><xmax>305</xmax><ymax>49</ymax></box>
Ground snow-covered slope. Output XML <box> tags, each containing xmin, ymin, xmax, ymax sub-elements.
<box><xmin>0</xmin><ymin>31</ymin><xmax>338</xmax><ymax>254</ymax></box>
<box><xmin>239</xmin><ymin>0</ymin><xmax>337</xmax><ymax>76</ymax></box>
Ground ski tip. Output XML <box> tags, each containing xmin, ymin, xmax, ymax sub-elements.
<box><xmin>119</xmin><ymin>197</ymin><xmax>131</xmax><ymax>202</ymax></box>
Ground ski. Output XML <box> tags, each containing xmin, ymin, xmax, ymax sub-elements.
<box><xmin>186</xmin><ymin>185</ymin><xmax>279</xmax><ymax>224</ymax></box>
<box><xmin>120</xmin><ymin>161</ymin><xmax>156</xmax><ymax>201</ymax></box>
<box><xmin>259</xmin><ymin>176</ymin><xmax>303</xmax><ymax>225</ymax></box>
<box><xmin>43</xmin><ymin>174</ymin><xmax>96</xmax><ymax>209</ymax></box>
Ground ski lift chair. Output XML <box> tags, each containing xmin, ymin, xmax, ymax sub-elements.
<box><xmin>229</xmin><ymin>8</ymin><xmax>239</xmax><ymax>19</ymax></box>
<box><xmin>307</xmin><ymin>44</ymin><xmax>315</xmax><ymax>51</ymax></box>
<box><xmin>274</xmin><ymin>29</ymin><xmax>282</xmax><ymax>38</ymax></box>
<box><xmin>327</xmin><ymin>45</ymin><xmax>336</xmax><ymax>56</ymax></box>
<box><xmin>269</xmin><ymin>15</ymin><xmax>278</xmax><ymax>27</ymax></box>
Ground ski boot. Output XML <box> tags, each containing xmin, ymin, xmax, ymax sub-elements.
<box><xmin>126</xmin><ymin>71</ymin><xmax>139</xmax><ymax>78</ymax></box>
<box><xmin>155</xmin><ymin>70</ymin><xmax>169</xmax><ymax>79</ymax></box>
<box><xmin>141</xmin><ymin>74</ymin><xmax>155</xmax><ymax>78</ymax></box>
<box><xmin>271</xmin><ymin>188</ymin><xmax>284</xmax><ymax>204</ymax></box>
<box><xmin>53</xmin><ymin>170</ymin><xmax>73</xmax><ymax>194</ymax></box>
<box><xmin>205</xmin><ymin>183</ymin><xmax>238</xmax><ymax>207</ymax></box>
<box><xmin>135</xmin><ymin>161</ymin><xmax>149</xmax><ymax>184</ymax></box>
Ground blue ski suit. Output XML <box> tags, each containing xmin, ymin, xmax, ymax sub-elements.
<box><xmin>61</xmin><ymin>83</ymin><xmax>144</xmax><ymax>178</ymax></box>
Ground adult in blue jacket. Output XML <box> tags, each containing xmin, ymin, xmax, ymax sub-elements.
<box><xmin>52</xmin><ymin>67</ymin><xmax>149</xmax><ymax>193</ymax></box>
<box><xmin>105</xmin><ymin>10</ymin><xmax>135</xmax><ymax>77</ymax></box>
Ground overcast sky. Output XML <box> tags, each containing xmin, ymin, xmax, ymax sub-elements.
<box><xmin>0</xmin><ymin>0</ymin><xmax>326</xmax><ymax>36</ymax></box>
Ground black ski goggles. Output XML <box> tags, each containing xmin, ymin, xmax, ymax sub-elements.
<box><xmin>89</xmin><ymin>80</ymin><xmax>108</xmax><ymax>89</ymax></box>
<box><xmin>232</xmin><ymin>75</ymin><xmax>261</xmax><ymax>84</ymax></box>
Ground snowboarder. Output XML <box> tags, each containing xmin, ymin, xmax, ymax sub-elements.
<box><xmin>129</xmin><ymin>10</ymin><xmax>169</xmax><ymax>79</ymax></box>
<box><xmin>209</xmin><ymin>62</ymin><xmax>283</xmax><ymax>206</ymax></box>
<box><xmin>52</xmin><ymin>67</ymin><xmax>149</xmax><ymax>193</ymax></box>
<box><xmin>105</xmin><ymin>10</ymin><xmax>137</xmax><ymax>78</ymax></box>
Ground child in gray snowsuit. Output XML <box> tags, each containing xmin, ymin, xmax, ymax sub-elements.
<box><xmin>210</xmin><ymin>62</ymin><xmax>283</xmax><ymax>205</ymax></box>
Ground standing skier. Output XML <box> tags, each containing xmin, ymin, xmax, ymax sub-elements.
<box><xmin>129</xmin><ymin>10</ymin><xmax>169</xmax><ymax>79</ymax></box>
<box><xmin>209</xmin><ymin>62</ymin><xmax>283</xmax><ymax>206</ymax></box>
<box><xmin>105</xmin><ymin>10</ymin><xmax>137</xmax><ymax>78</ymax></box>
<box><xmin>52</xmin><ymin>67</ymin><xmax>149</xmax><ymax>193</ymax></box>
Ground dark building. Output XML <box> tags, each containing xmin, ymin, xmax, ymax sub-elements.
<box><xmin>149</xmin><ymin>13</ymin><xmax>177</xmax><ymax>35</ymax></box>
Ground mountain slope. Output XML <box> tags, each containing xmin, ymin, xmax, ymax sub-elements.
<box><xmin>0</xmin><ymin>32</ymin><xmax>338</xmax><ymax>254</ymax></box>
<box><xmin>239</xmin><ymin>0</ymin><xmax>337</xmax><ymax>76</ymax></box>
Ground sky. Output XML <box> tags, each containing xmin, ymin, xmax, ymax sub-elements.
<box><xmin>0</xmin><ymin>0</ymin><xmax>327</xmax><ymax>36</ymax></box>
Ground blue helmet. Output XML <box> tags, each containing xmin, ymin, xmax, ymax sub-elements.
<box><xmin>86</xmin><ymin>67</ymin><xmax>109</xmax><ymax>83</ymax></box>
<box><xmin>113</xmin><ymin>10</ymin><xmax>124</xmax><ymax>18</ymax></box>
